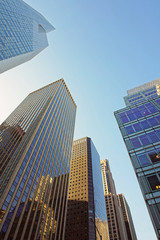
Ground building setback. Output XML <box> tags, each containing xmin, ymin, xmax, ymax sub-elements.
<box><xmin>117</xmin><ymin>194</ymin><xmax>137</xmax><ymax>240</ymax></box>
<box><xmin>0</xmin><ymin>0</ymin><xmax>54</xmax><ymax>74</ymax></box>
<box><xmin>65</xmin><ymin>137</ymin><xmax>109</xmax><ymax>240</ymax></box>
<box><xmin>114</xmin><ymin>79</ymin><xmax>160</xmax><ymax>239</ymax></box>
<box><xmin>0</xmin><ymin>79</ymin><xmax>76</xmax><ymax>240</ymax></box>
<box><xmin>101</xmin><ymin>159</ymin><xmax>137</xmax><ymax>240</ymax></box>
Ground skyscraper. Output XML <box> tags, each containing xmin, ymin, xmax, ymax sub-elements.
<box><xmin>114</xmin><ymin>79</ymin><xmax>160</xmax><ymax>239</ymax></box>
<box><xmin>117</xmin><ymin>194</ymin><xmax>137</xmax><ymax>240</ymax></box>
<box><xmin>101</xmin><ymin>159</ymin><xmax>137</xmax><ymax>240</ymax></box>
<box><xmin>0</xmin><ymin>79</ymin><xmax>76</xmax><ymax>240</ymax></box>
<box><xmin>65</xmin><ymin>137</ymin><xmax>109</xmax><ymax>240</ymax></box>
<box><xmin>0</xmin><ymin>0</ymin><xmax>54</xmax><ymax>74</ymax></box>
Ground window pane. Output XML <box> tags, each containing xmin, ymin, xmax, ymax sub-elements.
<box><xmin>140</xmin><ymin>120</ymin><xmax>150</xmax><ymax>129</ymax></box>
<box><xmin>133</xmin><ymin>123</ymin><xmax>142</xmax><ymax>132</ymax></box>
<box><xmin>147</xmin><ymin>175</ymin><xmax>160</xmax><ymax>191</ymax></box>
<box><xmin>149</xmin><ymin>153</ymin><xmax>160</xmax><ymax>164</ymax></box>
<box><xmin>148</xmin><ymin>118</ymin><xmax>158</xmax><ymax>126</ymax></box>
<box><xmin>139</xmin><ymin>135</ymin><xmax>150</xmax><ymax>145</ymax></box>
<box><xmin>127</xmin><ymin>114</ymin><xmax>136</xmax><ymax>121</ymax></box>
<box><xmin>125</xmin><ymin>125</ymin><xmax>134</xmax><ymax>134</ymax></box>
<box><xmin>130</xmin><ymin>137</ymin><xmax>141</xmax><ymax>148</ymax></box>
<box><xmin>120</xmin><ymin>115</ymin><xmax>129</xmax><ymax>124</ymax></box>
<box><xmin>148</xmin><ymin>132</ymin><xmax>159</xmax><ymax>143</ymax></box>
<box><xmin>145</xmin><ymin>103</ymin><xmax>158</xmax><ymax>113</ymax></box>
<box><xmin>138</xmin><ymin>154</ymin><xmax>151</xmax><ymax>167</ymax></box>
<box><xmin>156</xmin><ymin>115</ymin><xmax>160</xmax><ymax>123</ymax></box>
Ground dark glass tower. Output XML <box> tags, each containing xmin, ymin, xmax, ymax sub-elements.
<box><xmin>0</xmin><ymin>79</ymin><xmax>76</xmax><ymax>240</ymax></box>
<box><xmin>114</xmin><ymin>79</ymin><xmax>160</xmax><ymax>239</ymax></box>
<box><xmin>65</xmin><ymin>137</ymin><xmax>109</xmax><ymax>240</ymax></box>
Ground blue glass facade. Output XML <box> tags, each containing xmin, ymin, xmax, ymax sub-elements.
<box><xmin>115</xmin><ymin>92</ymin><xmax>160</xmax><ymax>239</ymax></box>
<box><xmin>90</xmin><ymin>140</ymin><xmax>109</xmax><ymax>239</ymax></box>
<box><xmin>0</xmin><ymin>79</ymin><xmax>76</xmax><ymax>240</ymax></box>
<box><xmin>0</xmin><ymin>0</ymin><xmax>54</xmax><ymax>73</ymax></box>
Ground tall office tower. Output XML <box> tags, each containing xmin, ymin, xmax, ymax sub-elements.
<box><xmin>101</xmin><ymin>159</ymin><xmax>136</xmax><ymax>240</ymax></box>
<box><xmin>114</xmin><ymin>79</ymin><xmax>160</xmax><ymax>239</ymax></box>
<box><xmin>0</xmin><ymin>79</ymin><xmax>76</xmax><ymax>240</ymax></box>
<box><xmin>0</xmin><ymin>0</ymin><xmax>54</xmax><ymax>74</ymax></box>
<box><xmin>65</xmin><ymin>137</ymin><xmax>109</xmax><ymax>240</ymax></box>
<box><xmin>117</xmin><ymin>194</ymin><xmax>137</xmax><ymax>240</ymax></box>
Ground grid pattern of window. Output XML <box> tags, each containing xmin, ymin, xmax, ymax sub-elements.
<box><xmin>66</xmin><ymin>138</ymin><xmax>90</xmax><ymax>240</ymax></box>
<box><xmin>0</xmin><ymin>79</ymin><xmax>76</xmax><ymax>240</ymax></box>
<box><xmin>105</xmin><ymin>195</ymin><xmax>120</xmax><ymax>240</ymax></box>
<box><xmin>65</xmin><ymin>137</ymin><xmax>109</xmax><ymax>240</ymax></box>
<box><xmin>124</xmin><ymin>83</ymin><xmax>160</xmax><ymax>106</ymax></box>
<box><xmin>101</xmin><ymin>160</ymin><xmax>111</xmax><ymax>194</ymax></box>
<box><xmin>115</xmin><ymin>94</ymin><xmax>160</xmax><ymax>239</ymax></box>
<box><xmin>0</xmin><ymin>0</ymin><xmax>54</xmax><ymax>73</ymax></box>
<box><xmin>101</xmin><ymin>160</ymin><xmax>121</xmax><ymax>240</ymax></box>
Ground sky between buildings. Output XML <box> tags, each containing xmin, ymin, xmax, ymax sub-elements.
<box><xmin>1</xmin><ymin>0</ymin><xmax>160</xmax><ymax>239</ymax></box>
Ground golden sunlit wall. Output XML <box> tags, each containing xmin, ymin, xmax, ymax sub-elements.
<box><xmin>65</xmin><ymin>137</ymin><xmax>109</xmax><ymax>240</ymax></box>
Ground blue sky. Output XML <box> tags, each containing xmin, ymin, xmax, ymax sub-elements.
<box><xmin>1</xmin><ymin>0</ymin><xmax>160</xmax><ymax>239</ymax></box>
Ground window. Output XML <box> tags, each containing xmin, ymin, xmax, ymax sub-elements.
<box><xmin>138</xmin><ymin>154</ymin><xmax>151</xmax><ymax>167</ymax></box>
<box><xmin>148</xmin><ymin>118</ymin><xmax>158</xmax><ymax>126</ymax></box>
<box><xmin>125</xmin><ymin>125</ymin><xmax>134</xmax><ymax>134</ymax></box>
<box><xmin>140</xmin><ymin>120</ymin><xmax>150</xmax><ymax>129</ymax></box>
<box><xmin>119</xmin><ymin>113</ymin><xmax>129</xmax><ymax>123</ymax></box>
<box><xmin>149</xmin><ymin>153</ymin><xmax>160</xmax><ymax>164</ymax></box>
<box><xmin>139</xmin><ymin>135</ymin><xmax>150</xmax><ymax>145</ymax></box>
<box><xmin>133</xmin><ymin>123</ymin><xmax>142</xmax><ymax>132</ymax></box>
<box><xmin>148</xmin><ymin>132</ymin><xmax>159</xmax><ymax>143</ymax></box>
<box><xmin>147</xmin><ymin>175</ymin><xmax>160</xmax><ymax>191</ymax></box>
<box><xmin>130</xmin><ymin>137</ymin><xmax>141</xmax><ymax>148</ymax></box>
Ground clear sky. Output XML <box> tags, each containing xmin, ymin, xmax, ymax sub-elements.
<box><xmin>1</xmin><ymin>0</ymin><xmax>160</xmax><ymax>239</ymax></box>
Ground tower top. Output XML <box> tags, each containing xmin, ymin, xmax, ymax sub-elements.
<box><xmin>127</xmin><ymin>78</ymin><xmax>160</xmax><ymax>96</ymax></box>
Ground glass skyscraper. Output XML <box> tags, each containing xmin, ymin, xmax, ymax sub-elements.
<box><xmin>114</xmin><ymin>79</ymin><xmax>160</xmax><ymax>239</ymax></box>
<box><xmin>0</xmin><ymin>0</ymin><xmax>54</xmax><ymax>74</ymax></box>
<box><xmin>65</xmin><ymin>137</ymin><xmax>109</xmax><ymax>240</ymax></box>
<box><xmin>0</xmin><ymin>79</ymin><xmax>76</xmax><ymax>240</ymax></box>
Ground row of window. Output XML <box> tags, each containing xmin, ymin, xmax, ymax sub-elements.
<box><xmin>125</xmin><ymin>115</ymin><xmax>160</xmax><ymax>135</ymax></box>
<box><xmin>119</xmin><ymin>99</ymin><xmax>160</xmax><ymax>124</ymax></box>
<box><xmin>128</xmin><ymin>130</ymin><xmax>160</xmax><ymax>149</ymax></box>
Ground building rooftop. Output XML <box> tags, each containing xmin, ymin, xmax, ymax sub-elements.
<box><xmin>127</xmin><ymin>78</ymin><xmax>160</xmax><ymax>96</ymax></box>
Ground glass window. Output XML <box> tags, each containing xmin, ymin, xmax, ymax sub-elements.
<box><xmin>125</xmin><ymin>125</ymin><xmax>134</xmax><ymax>134</ymax></box>
<box><xmin>155</xmin><ymin>99</ymin><xmax>160</xmax><ymax>105</ymax></box>
<box><xmin>130</xmin><ymin>137</ymin><xmax>141</xmax><ymax>148</ymax></box>
<box><xmin>119</xmin><ymin>114</ymin><xmax>129</xmax><ymax>124</ymax></box>
<box><xmin>145</xmin><ymin>103</ymin><xmax>158</xmax><ymax>113</ymax></box>
<box><xmin>155</xmin><ymin>130</ymin><xmax>160</xmax><ymax>139</ymax></box>
<box><xmin>133</xmin><ymin>123</ymin><xmax>142</xmax><ymax>132</ymax></box>
<box><xmin>147</xmin><ymin>175</ymin><xmax>160</xmax><ymax>191</ymax></box>
<box><xmin>133</xmin><ymin>110</ymin><xmax>142</xmax><ymax>118</ymax></box>
<box><xmin>148</xmin><ymin>118</ymin><xmax>158</xmax><ymax>126</ymax></box>
<box><xmin>138</xmin><ymin>154</ymin><xmax>151</xmax><ymax>167</ymax></box>
<box><xmin>156</xmin><ymin>115</ymin><xmax>160</xmax><ymax>123</ymax></box>
<box><xmin>138</xmin><ymin>106</ymin><xmax>150</xmax><ymax>116</ymax></box>
<box><xmin>140</xmin><ymin>120</ymin><xmax>150</xmax><ymax>129</ymax></box>
<box><xmin>139</xmin><ymin>135</ymin><xmax>150</xmax><ymax>145</ymax></box>
<box><xmin>149</xmin><ymin>153</ymin><xmax>160</xmax><ymax>164</ymax></box>
<box><xmin>148</xmin><ymin>132</ymin><xmax>159</xmax><ymax>143</ymax></box>
<box><xmin>127</xmin><ymin>113</ymin><xmax>136</xmax><ymax>121</ymax></box>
